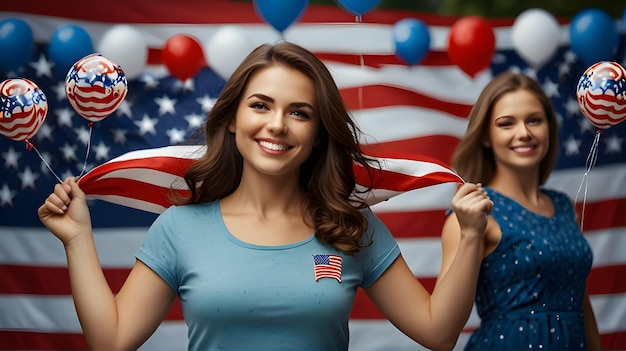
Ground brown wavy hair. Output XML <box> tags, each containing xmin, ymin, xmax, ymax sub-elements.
<box><xmin>451</xmin><ymin>72</ymin><xmax>559</xmax><ymax>185</ymax></box>
<box><xmin>170</xmin><ymin>41</ymin><xmax>380</xmax><ymax>254</ymax></box>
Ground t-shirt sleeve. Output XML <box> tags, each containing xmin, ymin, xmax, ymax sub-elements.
<box><xmin>135</xmin><ymin>206</ymin><xmax>179</xmax><ymax>292</ymax></box>
<box><xmin>358</xmin><ymin>208</ymin><xmax>401</xmax><ymax>288</ymax></box>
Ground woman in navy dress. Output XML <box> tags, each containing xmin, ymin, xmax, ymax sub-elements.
<box><xmin>437</xmin><ymin>72</ymin><xmax>603</xmax><ymax>350</ymax></box>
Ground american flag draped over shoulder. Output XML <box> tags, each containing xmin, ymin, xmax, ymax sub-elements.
<box><xmin>1</xmin><ymin>1</ymin><xmax>625</xmax><ymax>350</ymax></box>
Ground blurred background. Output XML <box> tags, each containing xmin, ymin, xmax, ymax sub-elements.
<box><xmin>309</xmin><ymin>0</ymin><xmax>625</xmax><ymax>17</ymax></box>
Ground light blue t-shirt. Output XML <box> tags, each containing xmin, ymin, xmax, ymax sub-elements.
<box><xmin>136</xmin><ymin>201</ymin><xmax>400</xmax><ymax>351</ymax></box>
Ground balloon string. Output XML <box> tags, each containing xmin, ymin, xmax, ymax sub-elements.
<box><xmin>77</xmin><ymin>123</ymin><xmax>94</xmax><ymax>178</ymax></box>
<box><xmin>25</xmin><ymin>140</ymin><xmax>63</xmax><ymax>184</ymax></box>
<box><xmin>358</xmin><ymin>52</ymin><xmax>364</xmax><ymax>112</ymax></box>
<box><xmin>355</xmin><ymin>14</ymin><xmax>364</xmax><ymax>112</ymax></box>
<box><xmin>574</xmin><ymin>130</ymin><xmax>601</xmax><ymax>232</ymax></box>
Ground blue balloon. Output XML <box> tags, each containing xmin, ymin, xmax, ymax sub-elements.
<box><xmin>48</xmin><ymin>24</ymin><xmax>94</xmax><ymax>77</ymax></box>
<box><xmin>336</xmin><ymin>0</ymin><xmax>381</xmax><ymax>16</ymax></box>
<box><xmin>392</xmin><ymin>19</ymin><xmax>431</xmax><ymax>66</ymax></box>
<box><xmin>254</xmin><ymin>0</ymin><xmax>308</xmax><ymax>33</ymax></box>
<box><xmin>570</xmin><ymin>8</ymin><xmax>619</xmax><ymax>66</ymax></box>
<box><xmin>0</xmin><ymin>18</ymin><xmax>34</xmax><ymax>72</ymax></box>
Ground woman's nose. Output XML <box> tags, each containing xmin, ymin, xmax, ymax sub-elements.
<box><xmin>518</xmin><ymin>124</ymin><xmax>532</xmax><ymax>139</ymax></box>
<box><xmin>266</xmin><ymin>113</ymin><xmax>287</xmax><ymax>134</ymax></box>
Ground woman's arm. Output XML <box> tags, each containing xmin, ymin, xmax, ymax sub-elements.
<box><xmin>39</xmin><ymin>178</ymin><xmax>176</xmax><ymax>350</ymax></box>
<box><xmin>365</xmin><ymin>183</ymin><xmax>492</xmax><ymax>351</ymax></box>
<box><xmin>583</xmin><ymin>292</ymin><xmax>603</xmax><ymax>350</ymax></box>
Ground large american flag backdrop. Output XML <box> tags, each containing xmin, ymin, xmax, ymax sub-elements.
<box><xmin>1</xmin><ymin>1</ymin><xmax>625</xmax><ymax>350</ymax></box>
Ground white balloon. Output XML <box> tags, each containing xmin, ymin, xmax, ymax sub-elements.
<box><xmin>511</xmin><ymin>8</ymin><xmax>561</xmax><ymax>69</ymax></box>
<box><xmin>97</xmin><ymin>25</ymin><xmax>148</xmax><ymax>79</ymax></box>
<box><xmin>204</xmin><ymin>26</ymin><xmax>256</xmax><ymax>80</ymax></box>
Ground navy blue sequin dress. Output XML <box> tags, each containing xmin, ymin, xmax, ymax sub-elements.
<box><xmin>464</xmin><ymin>188</ymin><xmax>593</xmax><ymax>350</ymax></box>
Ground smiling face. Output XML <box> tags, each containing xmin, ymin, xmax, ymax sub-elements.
<box><xmin>229</xmin><ymin>64</ymin><xmax>320</xmax><ymax>180</ymax></box>
<box><xmin>485</xmin><ymin>88</ymin><xmax>550</xmax><ymax>176</ymax></box>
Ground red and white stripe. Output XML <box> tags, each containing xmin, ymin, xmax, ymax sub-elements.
<box><xmin>314</xmin><ymin>254</ymin><xmax>343</xmax><ymax>283</ymax></box>
<box><xmin>0</xmin><ymin>78</ymin><xmax>48</xmax><ymax>141</ymax></box>
<box><xmin>76</xmin><ymin>145</ymin><xmax>464</xmax><ymax>213</ymax></box>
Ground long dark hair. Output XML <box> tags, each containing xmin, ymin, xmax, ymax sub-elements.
<box><xmin>171</xmin><ymin>41</ymin><xmax>380</xmax><ymax>254</ymax></box>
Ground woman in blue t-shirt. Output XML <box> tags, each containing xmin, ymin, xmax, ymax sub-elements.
<box><xmin>39</xmin><ymin>41</ymin><xmax>492</xmax><ymax>351</ymax></box>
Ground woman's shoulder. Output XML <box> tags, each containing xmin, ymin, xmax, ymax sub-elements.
<box><xmin>484</xmin><ymin>187</ymin><xmax>570</xmax><ymax>202</ymax></box>
<box><xmin>148</xmin><ymin>200</ymin><xmax>221</xmax><ymax>238</ymax></box>
<box><xmin>540</xmin><ymin>188</ymin><xmax>573</xmax><ymax>203</ymax></box>
<box><xmin>483</xmin><ymin>187</ymin><xmax>507</xmax><ymax>202</ymax></box>
<box><xmin>158</xmin><ymin>201</ymin><xmax>219</xmax><ymax>220</ymax></box>
<box><xmin>359</xmin><ymin>206</ymin><xmax>397</xmax><ymax>242</ymax></box>
<box><xmin>359</xmin><ymin>206</ymin><xmax>388</xmax><ymax>230</ymax></box>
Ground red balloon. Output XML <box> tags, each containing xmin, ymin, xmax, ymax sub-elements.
<box><xmin>162</xmin><ymin>34</ymin><xmax>206</xmax><ymax>81</ymax></box>
<box><xmin>447</xmin><ymin>16</ymin><xmax>495</xmax><ymax>77</ymax></box>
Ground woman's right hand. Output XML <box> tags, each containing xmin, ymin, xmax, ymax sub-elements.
<box><xmin>451</xmin><ymin>182</ymin><xmax>492</xmax><ymax>240</ymax></box>
<box><xmin>38</xmin><ymin>177</ymin><xmax>92</xmax><ymax>245</ymax></box>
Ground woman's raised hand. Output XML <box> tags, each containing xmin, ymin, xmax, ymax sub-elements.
<box><xmin>451</xmin><ymin>183</ymin><xmax>493</xmax><ymax>238</ymax></box>
<box><xmin>38</xmin><ymin>177</ymin><xmax>92</xmax><ymax>245</ymax></box>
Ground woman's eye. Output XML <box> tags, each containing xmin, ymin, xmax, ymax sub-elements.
<box><xmin>291</xmin><ymin>110</ymin><xmax>310</xmax><ymax>119</ymax></box>
<box><xmin>250</xmin><ymin>102</ymin><xmax>267</xmax><ymax>110</ymax></box>
<box><xmin>497</xmin><ymin>121</ymin><xmax>512</xmax><ymax>128</ymax></box>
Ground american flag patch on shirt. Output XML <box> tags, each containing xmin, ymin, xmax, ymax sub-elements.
<box><xmin>313</xmin><ymin>254</ymin><xmax>342</xmax><ymax>283</ymax></box>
